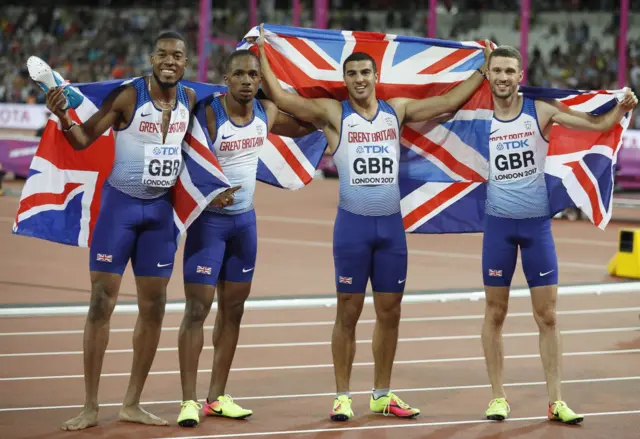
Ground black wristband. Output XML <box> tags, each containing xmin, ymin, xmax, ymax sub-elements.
<box><xmin>62</xmin><ymin>121</ymin><xmax>78</xmax><ymax>132</ymax></box>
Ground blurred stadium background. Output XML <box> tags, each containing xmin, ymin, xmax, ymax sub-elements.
<box><xmin>1</xmin><ymin>0</ymin><xmax>640</xmax><ymax>201</ymax></box>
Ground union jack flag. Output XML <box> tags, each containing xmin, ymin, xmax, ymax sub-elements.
<box><xmin>96</xmin><ymin>253</ymin><xmax>112</xmax><ymax>263</ymax></box>
<box><xmin>192</xmin><ymin>93</ymin><xmax>327</xmax><ymax>190</ymax></box>
<box><xmin>196</xmin><ymin>265</ymin><xmax>212</xmax><ymax>275</ymax></box>
<box><xmin>339</xmin><ymin>276</ymin><xmax>353</xmax><ymax>284</ymax></box>
<box><xmin>240</xmin><ymin>24</ymin><xmax>633</xmax><ymax>232</ymax></box>
<box><xmin>12</xmin><ymin>77</ymin><xmax>326</xmax><ymax>247</ymax></box>
<box><xmin>488</xmin><ymin>269</ymin><xmax>502</xmax><ymax>277</ymax></box>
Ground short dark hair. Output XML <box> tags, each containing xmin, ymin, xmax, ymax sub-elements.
<box><xmin>153</xmin><ymin>31</ymin><xmax>188</xmax><ymax>50</ymax></box>
<box><xmin>342</xmin><ymin>52</ymin><xmax>377</xmax><ymax>75</ymax></box>
<box><xmin>488</xmin><ymin>45</ymin><xmax>522</xmax><ymax>69</ymax></box>
<box><xmin>225</xmin><ymin>50</ymin><xmax>260</xmax><ymax>73</ymax></box>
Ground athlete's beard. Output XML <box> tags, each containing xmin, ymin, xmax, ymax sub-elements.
<box><xmin>153</xmin><ymin>70</ymin><xmax>183</xmax><ymax>89</ymax></box>
<box><xmin>490</xmin><ymin>83</ymin><xmax>517</xmax><ymax>99</ymax></box>
<box><xmin>236</xmin><ymin>95</ymin><xmax>253</xmax><ymax>105</ymax></box>
<box><xmin>231</xmin><ymin>90</ymin><xmax>256</xmax><ymax>106</ymax></box>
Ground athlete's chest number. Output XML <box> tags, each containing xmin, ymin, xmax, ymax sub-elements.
<box><xmin>142</xmin><ymin>143</ymin><xmax>182</xmax><ymax>188</ymax></box>
<box><xmin>148</xmin><ymin>159</ymin><xmax>181</xmax><ymax>177</ymax></box>
<box><xmin>495</xmin><ymin>151</ymin><xmax>534</xmax><ymax>171</ymax></box>
<box><xmin>349</xmin><ymin>144</ymin><xmax>398</xmax><ymax>186</ymax></box>
<box><xmin>353</xmin><ymin>157</ymin><xmax>394</xmax><ymax>175</ymax></box>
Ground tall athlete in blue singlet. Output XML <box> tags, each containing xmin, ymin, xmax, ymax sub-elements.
<box><xmin>258</xmin><ymin>25</ymin><xmax>492</xmax><ymax>420</ymax></box>
<box><xmin>176</xmin><ymin>50</ymin><xmax>316</xmax><ymax>427</ymax></box>
<box><xmin>44</xmin><ymin>31</ymin><xmax>235</xmax><ymax>431</ymax></box>
<box><xmin>480</xmin><ymin>46</ymin><xmax>637</xmax><ymax>424</ymax></box>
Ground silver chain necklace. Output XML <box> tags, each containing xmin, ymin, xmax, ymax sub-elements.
<box><xmin>148</xmin><ymin>76</ymin><xmax>175</xmax><ymax>110</ymax></box>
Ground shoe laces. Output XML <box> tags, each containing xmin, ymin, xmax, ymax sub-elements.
<box><xmin>490</xmin><ymin>398</ymin><xmax>508</xmax><ymax>408</ymax></box>
<box><xmin>219</xmin><ymin>394</ymin><xmax>234</xmax><ymax>404</ymax></box>
<box><xmin>383</xmin><ymin>394</ymin><xmax>409</xmax><ymax>416</ymax></box>
<box><xmin>334</xmin><ymin>395</ymin><xmax>351</xmax><ymax>410</ymax></box>
<box><xmin>181</xmin><ymin>400</ymin><xmax>203</xmax><ymax>409</ymax></box>
<box><xmin>551</xmin><ymin>400</ymin><xmax>567</xmax><ymax>414</ymax></box>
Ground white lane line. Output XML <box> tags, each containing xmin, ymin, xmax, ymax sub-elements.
<box><xmin>2</xmin><ymin>327</ymin><xmax>638</xmax><ymax>358</ymax></box>
<box><xmin>1</xmin><ymin>375</ymin><xmax>637</xmax><ymax>412</ymax></box>
<box><xmin>150</xmin><ymin>410</ymin><xmax>640</xmax><ymax>438</ymax></box>
<box><xmin>3</xmin><ymin>281</ymin><xmax>639</xmax><ymax>317</ymax></box>
<box><xmin>2</xmin><ymin>306</ymin><xmax>639</xmax><ymax>337</ymax></box>
<box><xmin>256</xmin><ymin>215</ymin><xmax>615</xmax><ymax>247</ymax></box>
<box><xmin>2</xmin><ymin>349</ymin><xmax>639</xmax><ymax>381</ymax></box>
<box><xmin>259</xmin><ymin>237</ymin><xmax>604</xmax><ymax>270</ymax></box>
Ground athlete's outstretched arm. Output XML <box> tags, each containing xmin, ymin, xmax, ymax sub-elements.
<box><xmin>540</xmin><ymin>89</ymin><xmax>638</xmax><ymax>132</ymax></box>
<box><xmin>257</xmin><ymin>24</ymin><xmax>332</xmax><ymax>128</ymax></box>
<box><xmin>45</xmin><ymin>85</ymin><xmax>132</xmax><ymax>150</ymax></box>
<box><xmin>390</xmin><ymin>42</ymin><xmax>492</xmax><ymax>125</ymax></box>
<box><xmin>261</xmin><ymin>100</ymin><xmax>318</xmax><ymax>137</ymax></box>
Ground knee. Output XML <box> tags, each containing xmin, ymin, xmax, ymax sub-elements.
<box><xmin>375</xmin><ymin>301</ymin><xmax>401</xmax><ymax>327</ymax></box>
<box><xmin>533</xmin><ymin>305</ymin><xmax>557</xmax><ymax>329</ymax></box>
<box><xmin>485</xmin><ymin>300</ymin><xmax>508</xmax><ymax>328</ymax></box>
<box><xmin>183</xmin><ymin>297</ymin><xmax>211</xmax><ymax>327</ymax></box>
<box><xmin>87</xmin><ymin>282</ymin><xmax>118</xmax><ymax>324</ymax></box>
<box><xmin>336</xmin><ymin>296</ymin><xmax>364</xmax><ymax>331</ymax></box>
<box><xmin>138</xmin><ymin>291</ymin><xmax>167</xmax><ymax>326</ymax></box>
<box><xmin>219</xmin><ymin>299</ymin><xmax>246</xmax><ymax>326</ymax></box>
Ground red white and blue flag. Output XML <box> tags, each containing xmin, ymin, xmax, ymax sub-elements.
<box><xmin>12</xmin><ymin>78</ymin><xmax>326</xmax><ymax>247</ymax></box>
<box><xmin>240</xmin><ymin>24</ymin><xmax>632</xmax><ymax>232</ymax></box>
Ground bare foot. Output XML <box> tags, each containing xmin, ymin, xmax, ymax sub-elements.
<box><xmin>60</xmin><ymin>409</ymin><xmax>99</xmax><ymax>431</ymax></box>
<box><xmin>119</xmin><ymin>405</ymin><xmax>169</xmax><ymax>426</ymax></box>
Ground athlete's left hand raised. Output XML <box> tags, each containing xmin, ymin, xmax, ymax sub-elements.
<box><xmin>479</xmin><ymin>40</ymin><xmax>494</xmax><ymax>77</ymax></box>
<box><xmin>620</xmin><ymin>88</ymin><xmax>638</xmax><ymax>112</ymax></box>
<box><xmin>256</xmin><ymin>23</ymin><xmax>265</xmax><ymax>51</ymax></box>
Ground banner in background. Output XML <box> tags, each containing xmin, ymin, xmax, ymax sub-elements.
<box><xmin>621</xmin><ymin>129</ymin><xmax>640</xmax><ymax>149</ymax></box>
<box><xmin>0</xmin><ymin>136</ymin><xmax>40</xmax><ymax>178</ymax></box>
<box><xmin>616</xmin><ymin>129</ymin><xmax>640</xmax><ymax>190</ymax></box>
<box><xmin>0</xmin><ymin>104</ymin><xmax>49</xmax><ymax>130</ymax></box>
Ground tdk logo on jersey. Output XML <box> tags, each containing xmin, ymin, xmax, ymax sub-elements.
<box><xmin>356</xmin><ymin>145</ymin><xmax>389</xmax><ymax>154</ymax></box>
<box><xmin>152</xmin><ymin>146</ymin><xmax>180</xmax><ymax>156</ymax></box>
<box><xmin>500</xmin><ymin>139</ymin><xmax>529</xmax><ymax>150</ymax></box>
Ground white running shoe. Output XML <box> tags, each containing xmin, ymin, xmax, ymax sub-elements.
<box><xmin>27</xmin><ymin>56</ymin><xmax>83</xmax><ymax>109</ymax></box>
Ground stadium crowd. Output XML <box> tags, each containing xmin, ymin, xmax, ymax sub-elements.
<box><xmin>1</xmin><ymin>2</ymin><xmax>639</xmax><ymax>126</ymax></box>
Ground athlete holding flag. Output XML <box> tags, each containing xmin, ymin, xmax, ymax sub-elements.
<box><xmin>257</xmin><ymin>24</ymin><xmax>492</xmax><ymax>421</ymax></box>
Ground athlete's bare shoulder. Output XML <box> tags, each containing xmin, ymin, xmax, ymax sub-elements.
<box><xmin>94</xmin><ymin>83</ymin><xmax>137</xmax><ymax>120</ymax></box>
<box><xmin>258</xmin><ymin>98</ymin><xmax>277</xmax><ymax>114</ymax></box>
<box><xmin>533</xmin><ymin>99</ymin><xmax>559</xmax><ymax>134</ymax></box>
<box><xmin>317</xmin><ymin>98</ymin><xmax>342</xmax><ymax>108</ymax></box>
<box><xmin>534</xmin><ymin>98</ymin><xmax>557</xmax><ymax>115</ymax></box>
<box><xmin>318</xmin><ymin>98</ymin><xmax>343</xmax><ymax>130</ymax></box>
<box><xmin>183</xmin><ymin>86</ymin><xmax>197</xmax><ymax>111</ymax></box>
